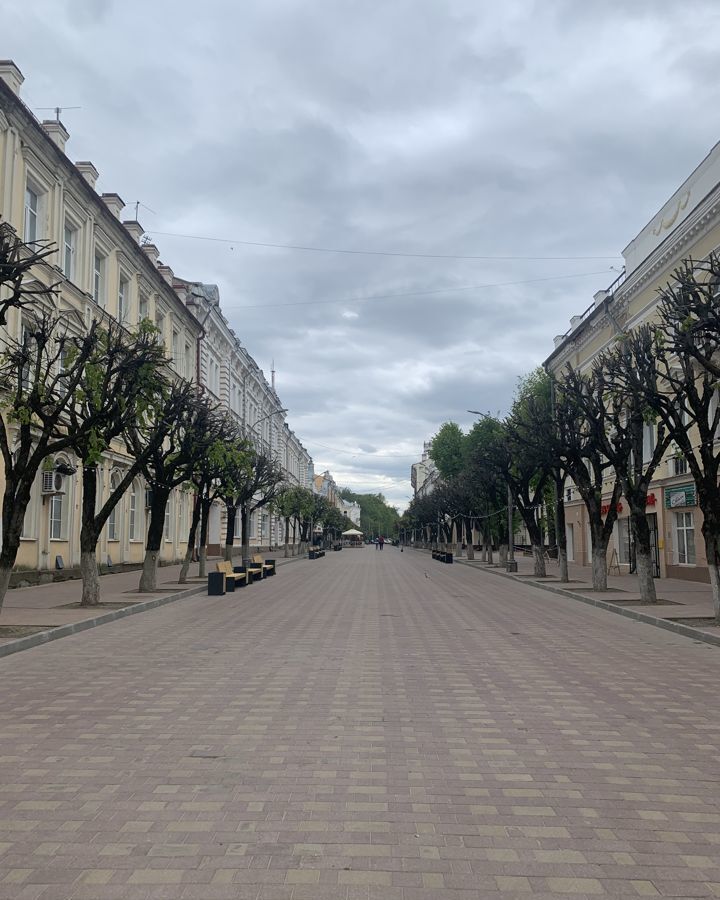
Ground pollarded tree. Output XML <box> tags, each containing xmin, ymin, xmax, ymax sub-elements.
<box><xmin>0</xmin><ymin>313</ymin><xmax>100</xmax><ymax>609</ymax></box>
<box><xmin>66</xmin><ymin>319</ymin><xmax>171</xmax><ymax>605</ymax></box>
<box><xmin>0</xmin><ymin>223</ymin><xmax>60</xmax><ymax>326</ymax></box>
<box><xmin>592</xmin><ymin>327</ymin><xmax>673</xmax><ymax>603</ymax></box>
<box><xmin>132</xmin><ymin>388</ymin><xmax>230</xmax><ymax>592</ymax></box>
<box><xmin>554</xmin><ymin>365</ymin><xmax>622</xmax><ymax>591</ymax></box>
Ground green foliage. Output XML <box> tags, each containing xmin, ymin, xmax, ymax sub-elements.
<box><xmin>338</xmin><ymin>488</ymin><xmax>399</xmax><ymax>536</ymax></box>
<box><xmin>429</xmin><ymin>422</ymin><xmax>465</xmax><ymax>480</ymax></box>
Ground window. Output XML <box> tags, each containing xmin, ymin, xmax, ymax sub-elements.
<box><xmin>673</xmin><ymin>456</ymin><xmax>689</xmax><ymax>476</ymax></box>
<box><xmin>156</xmin><ymin>311</ymin><xmax>166</xmax><ymax>344</ymax></box>
<box><xmin>24</xmin><ymin>185</ymin><xmax>38</xmax><ymax>243</ymax></box>
<box><xmin>93</xmin><ymin>251</ymin><xmax>106</xmax><ymax>306</ymax></box>
<box><xmin>49</xmin><ymin>495</ymin><xmax>64</xmax><ymax>540</ymax></box>
<box><xmin>117</xmin><ymin>277</ymin><xmax>128</xmax><ymax>323</ymax></box>
<box><xmin>617</xmin><ymin>518</ymin><xmax>631</xmax><ymax>565</ymax></box>
<box><xmin>234</xmin><ymin>507</ymin><xmax>242</xmax><ymax>538</ymax></box>
<box><xmin>675</xmin><ymin>511</ymin><xmax>696</xmax><ymax>565</ymax></box>
<box><xmin>107</xmin><ymin>473</ymin><xmax>121</xmax><ymax>541</ymax></box>
<box><xmin>164</xmin><ymin>495</ymin><xmax>173</xmax><ymax>541</ymax></box>
<box><xmin>138</xmin><ymin>294</ymin><xmax>148</xmax><ymax>322</ymax></box>
<box><xmin>642</xmin><ymin>422</ymin><xmax>656</xmax><ymax>464</ymax></box>
<box><xmin>129</xmin><ymin>484</ymin><xmax>137</xmax><ymax>541</ymax></box>
<box><xmin>63</xmin><ymin>223</ymin><xmax>77</xmax><ymax>280</ymax></box>
<box><xmin>184</xmin><ymin>342</ymin><xmax>192</xmax><ymax>380</ymax></box>
<box><xmin>172</xmin><ymin>330</ymin><xmax>179</xmax><ymax>366</ymax></box>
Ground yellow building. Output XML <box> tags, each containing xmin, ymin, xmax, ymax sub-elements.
<box><xmin>0</xmin><ymin>61</ymin><xmax>201</xmax><ymax>577</ymax></box>
<box><xmin>545</xmin><ymin>140</ymin><xmax>720</xmax><ymax>583</ymax></box>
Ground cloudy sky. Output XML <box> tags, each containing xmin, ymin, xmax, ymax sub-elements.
<box><xmin>5</xmin><ymin>0</ymin><xmax>720</xmax><ymax>509</ymax></box>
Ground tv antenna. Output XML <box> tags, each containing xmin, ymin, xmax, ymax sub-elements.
<box><xmin>35</xmin><ymin>106</ymin><xmax>82</xmax><ymax>122</ymax></box>
<box><xmin>133</xmin><ymin>200</ymin><xmax>157</xmax><ymax>219</ymax></box>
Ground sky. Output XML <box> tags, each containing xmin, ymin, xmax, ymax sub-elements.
<box><xmin>4</xmin><ymin>0</ymin><xmax>720</xmax><ymax>511</ymax></box>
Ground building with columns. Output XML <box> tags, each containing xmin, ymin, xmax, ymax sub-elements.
<box><xmin>0</xmin><ymin>60</ymin><xmax>313</xmax><ymax>579</ymax></box>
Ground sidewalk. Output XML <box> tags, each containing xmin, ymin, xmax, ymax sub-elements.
<box><xmin>425</xmin><ymin>547</ymin><xmax>720</xmax><ymax>634</ymax></box>
<box><xmin>0</xmin><ymin>552</ymin><xmax>299</xmax><ymax>646</ymax></box>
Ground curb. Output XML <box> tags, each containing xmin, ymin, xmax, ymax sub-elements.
<box><xmin>449</xmin><ymin>555</ymin><xmax>720</xmax><ymax>650</ymax></box>
<box><xmin>0</xmin><ymin>583</ymin><xmax>208</xmax><ymax>661</ymax></box>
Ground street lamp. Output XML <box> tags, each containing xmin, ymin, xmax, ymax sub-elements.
<box><xmin>467</xmin><ymin>410</ymin><xmax>517</xmax><ymax>573</ymax></box>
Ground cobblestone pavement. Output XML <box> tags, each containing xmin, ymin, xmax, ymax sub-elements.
<box><xmin>1</xmin><ymin>549</ymin><xmax>720</xmax><ymax>899</ymax></box>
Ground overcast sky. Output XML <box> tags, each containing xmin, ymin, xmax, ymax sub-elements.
<box><xmin>5</xmin><ymin>0</ymin><xmax>720</xmax><ymax>510</ymax></box>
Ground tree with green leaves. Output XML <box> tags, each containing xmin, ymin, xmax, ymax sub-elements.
<box><xmin>67</xmin><ymin>319</ymin><xmax>171</xmax><ymax>605</ymax></box>
<box><xmin>429</xmin><ymin>422</ymin><xmax>465</xmax><ymax>480</ymax></box>
<box><xmin>0</xmin><ymin>313</ymin><xmax>100</xmax><ymax>609</ymax></box>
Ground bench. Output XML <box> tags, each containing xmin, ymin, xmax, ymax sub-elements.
<box><xmin>241</xmin><ymin>558</ymin><xmax>265</xmax><ymax>582</ymax></box>
<box><xmin>252</xmin><ymin>554</ymin><xmax>275</xmax><ymax>576</ymax></box>
<box><xmin>215</xmin><ymin>560</ymin><xmax>247</xmax><ymax>591</ymax></box>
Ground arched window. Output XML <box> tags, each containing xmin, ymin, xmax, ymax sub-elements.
<box><xmin>107</xmin><ymin>471</ymin><xmax>121</xmax><ymax>541</ymax></box>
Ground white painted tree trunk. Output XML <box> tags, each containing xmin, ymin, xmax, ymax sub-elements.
<box><xmin>635</xmin><ymin>549</ymin><xmax>657</xmax><ymax>604</ymax></box>
<box><xmin>138</xmin><ymin>549</ymin><xmax>159</xmax><ymax>593</ymax></box>
<box><xmin>498</xmin><ymin>544</ymin><xmax>508</xmax><ymax>566</ymax></box>
<box><xmin>532</xmin><ymin>544</ymin><xmax>546</xmax><ymax>577</ymax></box>
<box><xmin>198</xmin><ymin>547</ymin><xmax>207</xmax><ymax>577</ymax></box>
<box><xmin>0</xmin><ymin>566</ymin><xmax>12</xmax><ymax>612</ymax></box>
<box><xmin>80</xmin><ymin>551</ymin><xmax>101</xmax><ymax>606</ymax></box>
<box><xmin>591</xmin><ymin>547</ymin><xmax>608</xmax><ymax>591</ymax></box>
<box><xmin>708</xmin><ymin>561</ymin><xmax>720</xmax><ymax>621</ymax></box>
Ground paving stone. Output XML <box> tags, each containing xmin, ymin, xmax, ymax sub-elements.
<box><xmin>1</xmin><ymin>551</ymin><xmax>720</xmax><ymax>897</ymax></box>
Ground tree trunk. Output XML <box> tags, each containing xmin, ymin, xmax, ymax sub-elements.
<box><xmin>241</xmin><ymin>504</ymin><xmax>250</xmax><ymax>561</ymax></box>
<box><xmin>498</xmin><ymin>543</ymin><xmax>508</xmax><ymax>566</ymax></box>
<box><xmin>80</xmin><ymin>550</ymin><xmax>101</xmax><ymax>606</ymax></box>
<box><xmin>284</xmin><ymin>516</ymin><xmax>290</xmax><ymax>557</ymax></box>
<box><xmin>555</xmin><ymin>486</ymin><xmax>569</xmax><ymax>583</ymax></box>
<box><xmin>532</xmin><ymin>543</ymin><xmax>546</xmax><ymax>577</ymax></box>
<box><xmin>138</xmin><ymin>488</ymin><xmax>170</xmax><ymax>592</ymax></box>
<box><xmin>703</xmin><ymin>528</ymin><xmax>720</xmax><ymax>621</ymax></box>
<box><xmin>465</xmin><ymin>519</ymin><xmax>474</xmax><ymax>560</ymax></box>
<box><xmin>0</xmin><ymin>484</ymin><xmax>28</xmax><ymax>611</ymax></box>
<box><xmin>224</xmin><ymin>501</ymin><xmax>236</xmax><ymax>561</ymax></box>
<box><xmin>79</xmin><ymin>466</ymin><xmax>102</xmax><ymax>607</ymax></box>
<box><xmin>179</xmin><ymin>491</ymin><xmax>202</xmax><ymax>584</ymax></box>
<box><xmin>591</xmin><ymin>546</ymin><xmax>608</xmax><ymax>591</ymax></box>
<box><xmin>630</xmin><ymin>510</ymin><xmax>656</xmax><ymax>604</ymax></box>
<box><xmin>198</xmin><ymin>498</ymin><xmax>211</xmax><ymax>577</ymax></box>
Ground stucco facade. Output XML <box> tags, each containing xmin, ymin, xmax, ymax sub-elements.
<box><xmin>545</xmin><ymin>140</ymin><xmax>720</xmax><ymax>583</ymax></box>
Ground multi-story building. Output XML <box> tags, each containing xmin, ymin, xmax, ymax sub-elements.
<box><xmin>339</xmin><ymin>499</ymin><xmax>361</xmax><ymax>527</ymax></box>
<box><xmin>0</xmin><ymin>60</ymin><xmax>312</xmax><ymax>577</ymax></box>
<box><xmin>313</xmin><ymin>470</ymin><xmax>339</xmax><ymax>507</ymax></box>
<box><xmin>545</xmin><ymin>139</ymin><xmax>720</xmax><ymax>583</ymax></box>
<box><xmin>410</xmin><ymin>442</ymin><xmax>438</xmax><ymax>498</ymax></box>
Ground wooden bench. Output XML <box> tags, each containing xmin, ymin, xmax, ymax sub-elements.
<box><xmin>215</xmin><ymin>560</ymin><xmax>247</xmax><ymax>591</ymax></box>
<box><xmin>242</xmin><ymin>559</ymin><xmax>264</xmax><ymax>582</ymax></box>
<box><xmin>252</xmin><ymin>555</ymin><xmax>275</xmax><ymax>576</ymax></box>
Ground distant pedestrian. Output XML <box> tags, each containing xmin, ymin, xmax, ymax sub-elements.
<box><xmin>379</xmin><ymin>535</ymin><xmax>384</xmax><ymax>550</ymax></box>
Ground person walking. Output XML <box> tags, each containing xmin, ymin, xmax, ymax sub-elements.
<box><xmin>379</xmin><ymin>535</ymin><xmax>384</xmax><ymax>550</ymax></box>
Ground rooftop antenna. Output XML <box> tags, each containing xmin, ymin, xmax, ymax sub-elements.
<box><xmin>35</xmin><ymin>106</ymin><xmax>81</xmax><ymax>122</ymax></box>
<box><xmin>133</xmin><ymin>200</ymin><xmax>157</xmax><ymax>219</ymax></box>
<box><xmin>271</xmin><ymin>360</ymin><xmax>276</xmax><ymax>391</ymax></box>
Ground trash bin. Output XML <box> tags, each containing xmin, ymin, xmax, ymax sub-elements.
<box><xmin>207</xmin><ymin>572</ymin><xmax>225</xmax><ymax>595</ymax></box>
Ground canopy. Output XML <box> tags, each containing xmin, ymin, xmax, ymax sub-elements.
<box><xmin>342</xmin><ymin>528</ymin><xmax>363</xmax><ymax>536</ymax></box>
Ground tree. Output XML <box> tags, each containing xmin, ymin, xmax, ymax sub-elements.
<box><xmin>132</xmin><ymin>388</ymin><xmax>228</xmax><ymax>593</ymax></box>
<box><xmin>67</xmin><ymin>319</ymin><xmax>171</xmax><ymax>605</ymax></box>
<box><xmin>554</xmin><ymin>365</ymin><xmax>622</xmax><ymax>591</ymax></box>
<box><xmin>338</xmin><ymin>488</ymin><xmax>399</xmax><ymax>537</ymax></box>
<box><xmin>429</xmin><ymin>422</ymin><xmax>465</xmax><ymax>480</ymax></box>
<box><xmin>0</xmin><ymin>313</ymin><xmax>99</xmax><ymax>609</ymax></box>
<box><xmin>0</xmin><ymin>224</ymin><xmax>60</xmax><ymax>326</ymax></box>
<box><xmin>591</xmin><ymin>328</ymin><xmax>673</xmax><ymax>603</ymax></box>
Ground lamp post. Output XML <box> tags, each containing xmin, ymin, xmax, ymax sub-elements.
<box><xmin>243</xmin><ymin>407</ymin><xmax>288</xmax><ymax>554</ymax></box>
<box><xmin>467</xmin><ymin>409</ymin><xmax>517</xmax><ymax>573</ymax></box>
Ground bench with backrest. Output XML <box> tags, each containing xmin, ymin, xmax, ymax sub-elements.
<box><xmin>241</xmin><ymin>558</ymin><xmax>264</xmax><ymax>582</ymax></box>
<box><xmin>215</xmin><ymin>559</ymin><xmax>247</xmax><ymax>591</ymax></box>
<box><xmin>252</xmin><ymin>555</ymin><xmax>275</xmax><ymax>576</ymax></box>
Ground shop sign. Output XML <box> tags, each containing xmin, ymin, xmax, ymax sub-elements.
<box><xmin>646</xmin><ymin>493</ymin><xmax>656</xmax><ymax>507</ymax></box>
<box><xmin>664</xmin><ymin>484</ymin><xmax>696</xmax><ymax>508</ymax></box>
<box><xmin>601</xmin><ymin>502</ymin><xmax>623</xmax><ymax>516</ymax></box>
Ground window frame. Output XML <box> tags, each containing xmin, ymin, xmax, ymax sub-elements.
<box><xmin>674</xmin><ymin>510</ymin><xmax>696</xmax><ymax>565</ymax></box>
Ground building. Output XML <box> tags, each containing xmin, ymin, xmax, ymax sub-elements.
<box><xmin>0</xmin><ymin>60</ymin><xmax>312</xmax><ymax>577</ymax></box>
<box><xmin>410</xmin><ymin>442</ymin><xmax>438</xmax><ymax>498</ymax></box>
<box><xmin>338</xmin><ymin>498</ymin><xmax>361</xmax><ymax>527</ymax></box>
<box><xmin>545</xmin><ymin>140</ymin><xmax>720</xmax><ymax>583</ymax></box>
<box><xmin>313</xmin><ymin>470</ymin><xmax>339</xmax><ymax>507</ymax></box>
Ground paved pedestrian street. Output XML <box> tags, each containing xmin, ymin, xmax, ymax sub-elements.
<box><xmin>1</xmin><ymin>550</ymin><xmax>720</xmax><ymax>900</ymax></box>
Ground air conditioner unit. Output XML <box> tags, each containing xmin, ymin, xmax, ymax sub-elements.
<box><xmin>42</xmin><ymin>471</ymin><xmax>65</xmax><ymax>495</ymax></box>
<box><xmin>145</xmin><ymin>489</ymin><xmax>154</xmax><ymax>509</ymax></box>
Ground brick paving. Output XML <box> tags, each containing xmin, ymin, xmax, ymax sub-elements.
<box><xmin>1</xmin><ymin>548</ymin><xmax>720</xmax><ymax>898</ymax></box>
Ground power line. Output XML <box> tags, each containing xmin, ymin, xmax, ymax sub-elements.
<box><xmin>221</xmin><ymin>269</ymin><xmax>612</xmax><ymax>311</ymax></box>
<box><xmin>145</xmin><ymin>228</ymin><xmax>621</xmax><ymax>262</ymax></box>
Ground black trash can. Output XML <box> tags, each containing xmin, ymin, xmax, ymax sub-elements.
<box><xmin>208</xmin><ymin>572</ymin><xmax>225</xmax><ymax>595</ymax></box>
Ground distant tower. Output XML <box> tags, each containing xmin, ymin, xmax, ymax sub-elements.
<box><xmin>271</xmin><ymin>359</ymin><xmax>276</xmax><ymax>391</ymax></box>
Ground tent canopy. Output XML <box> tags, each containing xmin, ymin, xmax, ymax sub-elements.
<box><xmin>342</xmin><ymin>528</ymin><xmax>363</xmax><ymax>536</ymax></box>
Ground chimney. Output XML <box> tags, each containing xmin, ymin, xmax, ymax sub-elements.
<box><xmin>75</xmin><ymin>161</ymin><xmax>99</xmax><ymax>189</ymax></box>
<box><xmin>0</xmin><ymin>60</ymin><xmax>24</xmax><ymax>96</ymax></box>
<box><xmin>157</xmin><ymin>263</ymin><xmax>174</xmax><ymax>285</ymax></box>
<box><xmin>553</xmin><ymin>335</ymin><xmax>565</xmax><ymax>348</ymax></box>
<box><xmin>122</xmin><ymin>220</ymin><xmax>144</xmax><ymax>244</ymax></box>
<box><xmin>101</xmin><ymin>192</ymin><xmax>124</xmax><ymax>219</ymax></box>
<box><xmin>141</xmin><ymin>243</ymin><xmax>160</xmax><ymax>266</ymax></box>
<box><xmin>570</xmin><ymin>314</ymin><xmax>583</xmax><ymax>329</ymax></box>
<box><xmin>593</xmin><ymin>289</ymin><xmax>609</xmax><ymax>309</ymax></box>
<box><xmin>41</xmin><ymin>119</ymin><xmax>70</xmax><ymax>153</ymax></box>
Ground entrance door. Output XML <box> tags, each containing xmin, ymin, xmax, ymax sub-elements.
<box><xmin>565</xmin><ymin>523</ymin><xmax>574</xmax><ymax>562</ymax></box>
